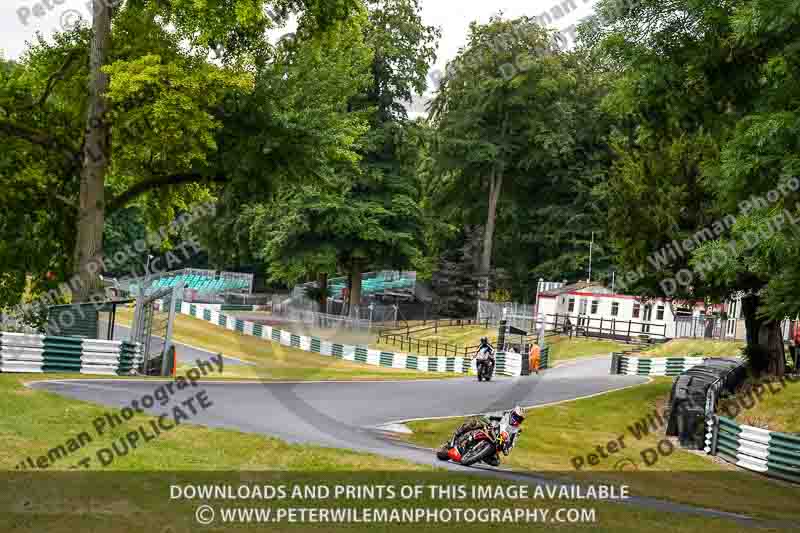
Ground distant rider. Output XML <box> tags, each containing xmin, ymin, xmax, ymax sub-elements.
<box><xmin>476</xmin><ymin>336</ymin><xmax>495</xmax><ymax>373</ymax></box>
<box><xmin>437</xmin><ymin>406</ymin><xmax>526</xmax><ymax>467</ymax></box>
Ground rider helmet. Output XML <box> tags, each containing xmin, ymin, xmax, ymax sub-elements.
<box><xmin>480</xmin><ymin>337</ymin><xmax>488</xmax><ymax>344</ymax></box>
<box><xmin>509</xmin><ymin>406</ymin><xmax>525</xmax><ymax>427</ymax></box>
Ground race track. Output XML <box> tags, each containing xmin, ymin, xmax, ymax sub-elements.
<box><xmin>28</xmin><ymin>356</ymin><xmax>780</xmax><ymax>524</ymax></box>
<box><xmin>31</xmin><ymin>356</ymin><xmax>638</xmax><ymax>459</ymax></box>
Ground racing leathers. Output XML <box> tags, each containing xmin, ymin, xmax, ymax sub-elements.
<box><xmin>475</xmin><ymin>342</ymin><xmax>495</xmax><ymax>373</ymax></box>
<box><xmin>438</xmin><ymin>410</ymin><xmax>522</xmax><ymax>467</ymax></box>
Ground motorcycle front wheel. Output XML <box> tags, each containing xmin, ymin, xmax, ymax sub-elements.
<box><xmin>436</xmin><ymin>446</ymin><xmax>451</xmax><ymax>461</ymax></box>
<box><xmin>460</xmin><ymin>440</ymin><xmax>496</xmax><ymax>466</ymax></box>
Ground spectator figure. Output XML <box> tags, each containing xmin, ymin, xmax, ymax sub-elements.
<box><xmin>792</xmin><ymin>320</ymin><xmax>800</xmax><ymax>374</ymax></box>
<box><xmin>563</xmin><ymin>316</ymin><xmax>573</xmax><ymax>337</ymax></box>
<box><xmin>529</xmin><ymin>343</ymin><xmax>541</xmax><ymax>375</ymax></box>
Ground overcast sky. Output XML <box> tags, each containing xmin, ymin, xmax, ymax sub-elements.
<box><xmin>2</xmin><ymin>0</ymin><xmax>599</xmax><ymax>62</ymax></box>
<box><xmin>2</xmin><ymin>0</ymin><xmax>599</xmax><ymax>116</ymax></box>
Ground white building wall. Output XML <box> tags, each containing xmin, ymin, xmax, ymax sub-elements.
<box><xmin>542</xmin><ymin>292</ymin><xmax>679</xmax><ymax>338</ymax></box>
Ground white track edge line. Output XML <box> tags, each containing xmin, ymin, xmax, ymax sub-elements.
<box><xmin>375</xmin><ymin>377</ymin><xmax>654</xmax><ymax>428</ymax></box>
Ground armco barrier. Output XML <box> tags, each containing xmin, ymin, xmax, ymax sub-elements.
<box><xmin>612</xmin><ymin>353</ymin><xmax>709</xmax><ymax>376</ymax></box>
<box><xmin>0</xmin><ymin>331</ymin><xmax>142</xmax><ymax>375</ymax></box>
<box><xmin>170</xmin><ymin>301</ymin><xmax>526</xmax><ymax>376</ymax></box>
<box><xmin>705</xmin><ymin>415</ymin><xmax>800</xmax><ymax>484</ymax></box>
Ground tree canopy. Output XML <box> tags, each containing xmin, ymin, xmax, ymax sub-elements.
<box><xmin>3</xmin><ymin>0</ymin><xmax>800</xmax><ymax>375</ymax></box>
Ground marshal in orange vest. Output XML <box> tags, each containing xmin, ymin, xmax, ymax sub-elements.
<box><xmin>529</xmin><ymin>344</ymin><xmax>541</xmax><ymax>374</ymax></box>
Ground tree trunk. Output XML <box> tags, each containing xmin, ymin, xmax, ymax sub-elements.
<box><xmin>73</xmin><ymin>1</ymin><xmax>112</xmax><ymax>302</ymax></box>
<box><xmin>348</xmin><ymin>263</ymin><xmax>362</xmax><ymax>319</ymax></box>
<box><xmin>741</xmin><ymin>294</ymin><xmax>786</xmax><ymax>377</ymax></box>
<box><xmin>764</xmin><ymin>320</ymin><xmax>786</xmax><ymax>377</ymax></box>
<box><xmin>479</xmin><ymin>168</ymin><xmax>504</xmax><ymax>298</ymax></box>
<box><xmin>317</xmin><ymin>272</ymin><xmax>328</xmax><ymax>312</ymax></box>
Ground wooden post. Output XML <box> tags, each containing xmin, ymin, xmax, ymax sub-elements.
<box><xmin>600</xmin><ymin>317</ymin><xmax>604</xmax><ymax>338</ymax></box>
<box><xmin>627</xmin><ymin>320</ymin><xmax>632</xmax><ymax>342</ymax></box>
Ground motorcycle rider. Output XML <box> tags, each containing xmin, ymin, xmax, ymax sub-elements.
<box><xmin>476</xmin><ymin>336</ymin><xmax>495</xmax><ymax>375</ymax></box>
<box><xmin>436</xmin><ymin>406</ymin><xmax>526</xmax><ymax>467</ymax></box>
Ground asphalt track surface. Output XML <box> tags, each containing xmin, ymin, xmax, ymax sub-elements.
<box><xmin>28</xmin><ymin>357</ymin><xmax>790</xmax><ymax>526</ymax></box>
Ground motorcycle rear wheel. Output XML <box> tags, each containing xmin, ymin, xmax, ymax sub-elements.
<box><xmin>460</xmin><ymin>440</ymin><xmax>496</xmax><ymax>466</ymax></box>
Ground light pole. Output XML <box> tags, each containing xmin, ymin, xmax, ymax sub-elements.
<box><xmin>588</xmin><ymin>231</ymin><xmax>594</xmax><ymax>283</ymax></box>
<box><xmin>143</xmin><ymin>254</ymin><xmax>155</xmax><ymax>294</ymax></box>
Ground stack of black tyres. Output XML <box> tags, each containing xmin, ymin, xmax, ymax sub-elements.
<box><xmin>667</xmin><ymin>359</ymin><xmax>746</xmax><ymax>449</ymax></box>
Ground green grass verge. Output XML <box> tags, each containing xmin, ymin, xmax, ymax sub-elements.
<box><xmin>404</xmin><ymin>379</ymin><xmax>798</xmax><ymax>521</ymax></box>
<box><xmin>117</xmin><ymin>310</ymin><xmax>456</xmax><ymax>381</ymax></box>
<box><xmin>721</xmin><ymin>378</ymin><xmax>800</xmax><ymax>433</ymax></box>
<box><xmin>187</xmin><ymin>312</ymin><xmax>626</xmax><ymax>370</ymax></box>
<box><xmin>0</xmin><ymin>373</ymin><xmax>791</xmax><ymax>532</ymax></box>
<box><xmin>374</xmin><ymin>325</ymin><xmax>629</xmax><ymax>365</ymax></box>
<box><xmin>0</xmin><ymin>373</ymin><xmax>425</xmax><ymax>471</ymax></box>
<box><xmin>546</xmin><ymin>335</ymin><xmax>629</xmax><ymax>364</ymax></box>
<box><xmin>642</xmin><ymin>339</ymin><xmax>744</xmax><ymax>358</ymax></box>
<box><xmin>372</xmin><ymin>325</ymin><xmax>496</xmax><ymax>354</ymax></box>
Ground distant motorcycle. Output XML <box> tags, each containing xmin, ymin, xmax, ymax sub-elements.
<box><xmin>475</xmin><ymin>348</ymin><xmax>494</xmax><ymax>382</ymax></box>
<box><xmin>435</xmin><ymin>419</ymin><xmax>514</xmax><ymax>466</ymax></box>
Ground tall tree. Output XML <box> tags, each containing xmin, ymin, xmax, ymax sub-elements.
<box><xmin>430</xmin><ymin>16</ymin><xmax>599</xmax><ymax>297</ymax></box>
<box><xmin>75</xmin><ymin>0</ymin><xmax>112</xmax><ymax>300</ymax></box>
<box><xmin>589</xmin><ymin>0</ymin><xmax>800</xmax><ymax>376</ymax></box>
<box><xmin>0</xmin><ymin>0</ymin><xmax>361</xmax><ymax>303</ymax></box>
<box><xmin>221</xmin><ymin>0</ymin><xmax>439</xmax><ymax>316</ymax></box>
<box><xmin>337</xmin><ymin>0</ymin><xmax>439</xmax><ymax>314</ymax></box>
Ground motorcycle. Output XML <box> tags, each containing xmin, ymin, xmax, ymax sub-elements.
<box><xmin>436</xmin><ymin>419</ymin><xmax>515</xmax><ymax>467</ymax></box>
<box><xmin>475</xmin><ymin>348</ymin><xmax>494</xmax><ymax>382</ymax></box>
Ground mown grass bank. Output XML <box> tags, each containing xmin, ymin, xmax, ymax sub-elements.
<box><xmin>404</xmin><ymin>379</ymin><xmax>798</xmax><ymax>521</ymax></box>
<box><xmin>117</xmin><ymin>310</ymin><xmax>453</xmax><ymax>381</ymax></box>
<box><xmin>0</xmin><ymin>373</ymin><xmax>791</xmax><ymax>532</ymax></box>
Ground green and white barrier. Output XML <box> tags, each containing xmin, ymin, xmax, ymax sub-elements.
<box><xmin>705</xmin><ymin>416</ymin><xmax>800</xmax><ymax>484</ymax></box>
<box><xmin>173</xmin><ymin>301</ymin><xmax>524</xmax><ymax>376</ymax></box>
<box><xmin>539</xmin><ymin>347</ymin><xmax>550</xmax><ymax>371</ymax></box>
<box><xmin>615</xmin><ymin>354</ymin><xmax>708</xmax><ymax>376</ymax></box>
<box><xmin>0</xmin><ymin>332</ymin><xmax>142</xmax><ymax>375</ymax></box>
